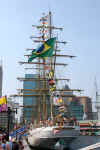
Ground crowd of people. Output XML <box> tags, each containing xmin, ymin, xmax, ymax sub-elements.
<box><xmin>0</xmin><ymin>134</ymin><xmax>24</xmax><ymax>150</ymax></box>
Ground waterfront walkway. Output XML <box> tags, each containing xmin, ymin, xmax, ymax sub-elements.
<box><xmin>79</xmin><ymin>142</ymin><xmax>100</xmax><ymax>150</ymax></box>
<box><xmin>70</xmin><ymin>136</ymin><xmax>100</xmax><ymax>149</ymax></box>
<box><xmin>23</xmin><ymin>139</ymin><xmax>31</xmax><ymax>150</ymax></box>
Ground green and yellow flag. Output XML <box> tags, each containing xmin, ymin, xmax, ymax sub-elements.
<box><xmin>28</xmin><ymin>37</ymin><xmax>56</xmax><ymax>62</ymax></box>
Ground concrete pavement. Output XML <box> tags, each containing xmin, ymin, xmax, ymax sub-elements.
<box><xmin>23</xmin><ymin>139</ymin><xmax>31</xmax><ymax>150</ymax></box>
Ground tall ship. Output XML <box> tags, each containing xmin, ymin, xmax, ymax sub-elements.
<box><xmin>12</xmin><ymin>12</ymin><xmax>81</xmax><ymax>149</ymax></box>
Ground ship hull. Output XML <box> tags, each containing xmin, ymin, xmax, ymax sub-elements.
<box><xmin>28</xmin><ymin>126</ymin><xmax>80</xmax><ymax>149</ymax></box>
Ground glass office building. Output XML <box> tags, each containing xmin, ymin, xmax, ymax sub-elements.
<box><xmin>23</xmin><ymin>74</ymin><xmax>38</xmax><ymax>122</ymax></box>
<box><xmin>69</xmin><ymin>101</ymin><xmax>84</xmax><ymax>120</ymax></box>
<box><xmin>23</xmin><ymin>74</ymin><xmax>50</xmax><ymax>122</ymax></box>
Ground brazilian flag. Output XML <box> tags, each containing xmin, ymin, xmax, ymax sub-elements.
<box><xmin>28</xmin><ymin>37</ymin><xmax>56</xmax><ymax>62</ymax></box>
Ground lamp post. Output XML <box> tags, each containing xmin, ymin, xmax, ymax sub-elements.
<box><xmin>7</xmin><ymin>107</ymin><xmax>11</xmax><ymax>140</ymax></box>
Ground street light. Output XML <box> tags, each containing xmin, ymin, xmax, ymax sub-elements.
<box><xmin>7</xmin><ymin>107</ymin><xmax>11</xmax><ymax>140</ymax></box>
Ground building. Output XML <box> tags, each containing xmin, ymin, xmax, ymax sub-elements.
<box><xmin>61</xmin><ymin>84</ymin><xmax>84</xmax><ymax>120</ymax></box>
<box><xmin>0</xmin><ymin>97</ymin><xmax>16</xmax><ymax>131</ymax></box>
<box><xmin>0</xmin><ymin>61</ymin><xmax>3</xmax><ymax>97</ymax></box>
<box><xmin>61</xmin><ymin>84</ymin><xmax>93</xmax><ymax>120</ymax></box>
<box><xmin>95</xmin><ymin>93</ymin><xmax>100</xmax><ymax>120</ymax></box>
<box><xmin>69</xmin><ymin>100</ymin><xmax>84</xmax><ymax>120</ymax></box>
<box><xmin>7</xmin><ymin>97</ymin><xmax>17</xmax><ymax>129</ymax></box>
<box><xmin>23</xmin><ymin>74</ymin><xmax>50</xmax><ymax>123</ymax></box>
<box><xmin>63</xmin><ymin>84</ymin><xmax>74</xmax><ymax>105</ymax></box>
<box><xmin>72</xmin><ymin>96</ymin><xmax>93</xmax><ymax>120</ymax></box>
<box><xmin>92</xmin><ymin>112</ymin><xmax>98</xmax><ymax>120</ymax></box>
<box><xmin>23</xmin><ymin>74</ymin><xmax>38</xmax><ymax>123</ymax></box>
<box><xmin>68</xmin><ymin>96</ymin><xmax>93</xmax><ymax>121</ymax></box>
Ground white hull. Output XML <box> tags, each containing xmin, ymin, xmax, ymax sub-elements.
<box><xmin>27</xmin><ymin>126</ymin><xmax>80</xmax><ymax>149</ymax></box>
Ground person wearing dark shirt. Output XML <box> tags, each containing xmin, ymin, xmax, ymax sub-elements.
<box><xmin>12</xmin><ymin>138</ymin><xmax>19</xmax><ymax>150</ymax></box>
<box><xmin>18</xmin><ymin>141</ymin><xmax>24</xmax><ymax>150</ymax></box>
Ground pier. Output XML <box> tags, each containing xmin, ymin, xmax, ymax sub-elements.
<box><xmin>79</xmin><ymin>142</ymin><xmax>100</xmax><ymax>150</ymax></box>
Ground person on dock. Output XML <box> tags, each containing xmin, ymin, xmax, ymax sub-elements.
<box><xmin>12</xmin><ymin>138</ymin><xmax>19</xmax><ymax>150</ymax></box>
<box><xmin>0</xmin><ymin>139</ymin><xmax>3</xmax><ymax>150</ymax></box>
<box><xmin>6</xmin><ymin>137</ymin><xmax>12</xmax><ymax>150</ymax></box>
<box><xmin>18</xmin><ymin>140</ymin><xmax>24</xmax><ymax>150</ymax></box>
<box><xmin>1</xmin><ymin>139</ymin><xmax>6</xmax><ymax>150</ymax></box>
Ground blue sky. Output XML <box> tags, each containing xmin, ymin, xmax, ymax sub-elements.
<box><xmin>0</xmin><ymin>0</ymin><xmax>99</xmax><ymax>100</ymax></box>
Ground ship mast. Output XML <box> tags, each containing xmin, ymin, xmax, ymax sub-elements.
<box><xmin>10</xmin><ymin>11</ymin><xmax>83</xmax><ymax>125</ymax></box>
<box><xmin>49</xmin><ymin>11</ymin><xmax>53</xmax><ymax>120</ymax></box>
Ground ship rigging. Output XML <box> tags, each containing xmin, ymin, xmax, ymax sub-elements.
<box><xmin>10</xmin><ymin>11</ymin><xmax>82</xmax><ymax>125</ymax></box>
